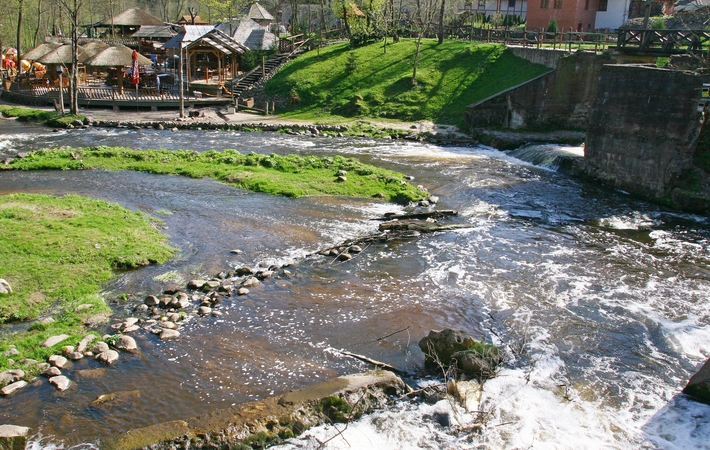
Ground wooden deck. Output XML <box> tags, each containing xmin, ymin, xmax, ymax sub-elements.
<box><xmin>2</xmin><ymin>82</ymin><xmax>232</xmax><ymax>109</ymax></box>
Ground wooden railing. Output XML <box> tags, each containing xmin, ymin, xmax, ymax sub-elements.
<box><xmin>616</xmin><ymin>29</ymin><xmax>710</xmax><ymax>54</ymax></box>
<box><xmin>3</xmin><ymin>81</ymin><xmax>192</xmax><ymax>103</ymax></box>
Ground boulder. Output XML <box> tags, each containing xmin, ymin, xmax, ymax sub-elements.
<box><xmin>114</xmin><ymin>335</ymin><xmax>139</xmax><ymax>353</ymax></box>
<box><xmin>0</xmin><ymin>370</ymin><xmax>24</xmax><ymax>385</ymax></box>
<box><xmin>0</xmin><ymin>279</ymin><xmax>12</xmax><ymax>294</ymax></box>
<box><xmin>42</xmin><ymin>367</ymin><xmax>62</xmax><ymax>377</ymax></box>
<box><xmin>76</xmin><ymin>334</ymin><xmax>96</xmax><ymax>353</ymax></box>
<box><xmin>683</xmin><ymin>358</ymin><xmax>710</xmax><ymax>404</ymax></box>
<box><xmin>74</xmin><ymin>303</ymin><xmax>94</xmax><ymax>312</ymax></box>
<box><xmin>237</xmin><ymin>287</ymin><xmax>249</xmax><ymax>295</ymax></box>
<box><xmin>48</xmin><ymin>355</ymin><xmax>68</xmax><ymax>369</ymax></box>
<box><xmin>93</xmin><ymin>342</ymin><xmax>110</xmax><ymax>354</ymax></box>
<box><xmin>84</xmin><ymin>313</ymin><xmax>110</xmax><ymax>327</ymax></box>
<box><xmin>49</xmin><ymin>375</ymin><xmax>71</xmax><ymax>391</ymax></box>
<box><xmin>0</xmin><ymin>424</ymin><xmax>30</xmax><ymax>450</ymax></box>
<box><xmin>418</xmin><ymin>329</ymin><xmax>476</xmax><ymax>366</ymax></box>
<box><xmin>187</xmin><ymin>280</ymin><xmax>207</xmax><ymax>289</ymax></box>
<box><xmin>451</xmin><ymin>347</ymin><xmax>501</xmax><ymax>379</ymax></box>
<box><xmin>41</xmin><ymin>334</ymin><xmax>70</xmax><ymax>348</ymax></box>
<box><xmin>159</xmin><ymin>329</ymin><xmax>180</xmax><ymax>340</ymax></box>
<box><xmin>96</xmin><ymin>350</ymin><xmax>120</xmax><ymax>365</ymax></box>
<box><xmin>198</xmin><ymin>306</ymin><xmax>212</xmax><ymax>315</ymax></box>
<box><xmin>242</xmin><ymin>277</ymin><xmax>261</xmax><ymax>288</ymax></box>
<box><xmin>0</xmin><ymin>381</ymin><xmax>28</xmax><ymax>396</ymax></box>
<box><xmin>144</xmin><ymin>295</ymin><xmax>160</xmax><ymax>307</ymax></box>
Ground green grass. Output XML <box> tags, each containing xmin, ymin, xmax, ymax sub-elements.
<box><xmin>0</xmin><ymin>104</ymin><xmax>85</xmax><ymax>128</ymax></box>
<box><xmin>5</xmin><ymin>147</ymin><xmax>428</xmax><ymax>204</ymax></box>
<box><xmin>0</xmin><ymin>193</ymin><xmax>175</xmax><ymax>377</ymax></box>
<box><xmin>265</xmin><ymin>39</ymin><xmax>550</xmax><ymax>128</ymax></box>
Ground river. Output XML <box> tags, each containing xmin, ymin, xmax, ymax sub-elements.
<box><xmin>1</xmin><ymin>120</ymin><xmax>709</xmax><ymax>449</ymax></box>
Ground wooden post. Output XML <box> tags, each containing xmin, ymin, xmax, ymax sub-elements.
<box><xmin>262</xmin><ymin>56</ymin><xmax>265</xmax><ymax>77</ymax></box>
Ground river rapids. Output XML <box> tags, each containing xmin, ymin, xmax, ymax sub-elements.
<box><xmin>0</xmin><ymin>120</ymin><xmax>709</xmax><ymax>449</ymax></box>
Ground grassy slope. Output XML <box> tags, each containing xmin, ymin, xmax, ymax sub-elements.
<box><xmin>6</xmin><ymin>147</ymin><xmax>428</xmax><ymax>204</ymax></box>
<box><xmin>265</xmin><ymin>39</ymin><xmax>550</xmax><ymax>128</ymax></box>
<box><xmin>0</xmin><ymin>193</ymin><xmax>175</xmax><ymax>374</ymax></box>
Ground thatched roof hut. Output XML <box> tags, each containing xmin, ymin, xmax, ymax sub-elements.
<box><xmin>101</xmin><ymin>8</ymin><xmax>164</xmax><ymax>26</ymax></box>
<box><xmin>22</xmin><ymin>42</ymin><xmax>62</xmax><ymax>61</ymax></box>
<box><xmin>84</xmin><ymin>45</ymin><xmax>152</xmax><ymax>67</ymax></box>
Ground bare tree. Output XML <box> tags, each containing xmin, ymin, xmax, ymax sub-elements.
<box><xmin>56</xmin><ymin>0</ymin><xmax>85</xmax><ymax>115</ymax></box>
<box><xmin>411</xmin><ymin>0</ymin><xmax>438</xmax><ymax>84</ymax></box>
<box><xmin>16</xmin><ymin>0</ymin><xmax>25</xmax><ymax>74</ymax></box>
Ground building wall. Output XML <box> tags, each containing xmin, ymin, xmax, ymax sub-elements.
<box><xmin>594</xmin><ymin>0</ymin><xmax>630</xmax><ymax>30</ymax></box>
<box><xmin>463</xmin><ymin>0</ymin><xmax>528</xmax><ymax>18</ymax></box>
<box><xmin>526</xmin><ymin>0</ymin><xmax>600</xmax><ymax>31</ymax></box>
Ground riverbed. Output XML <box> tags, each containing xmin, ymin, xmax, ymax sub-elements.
<box><xmin>1</xmin><ymin>120</ymin><xmax>709</xmax><ymax>449</ymax></box>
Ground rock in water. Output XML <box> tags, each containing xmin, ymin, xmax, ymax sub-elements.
<box><xmin>684</xmin><ymin>358</ymin><xmax>710</xmax><ymax>404</ymax></box>
<box><xmin>49</xmin><ymin>375</ymin><xmax>71</xmax><ymax>391</ymax></box>
<box><xmin>114</xmin><ymin>335</ymin><xmax>139</xmax><ymax>353</ymax></box>
<box><xmin>418</xmin><ymin>329</ymin><xmax>475</xmax><ymax>366</ymax></box>
<box><xmin>0</xmin><ymin>424</ymin><xmax>30</xmax><ymax>450</ymax></box>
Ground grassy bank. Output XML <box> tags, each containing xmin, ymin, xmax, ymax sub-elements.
<box><xmin>265</xmin><ymin>39</ymin><xmax>550</xmax><ymax>128</ymax></box>
<box><xmin>0</xmin><ymin>104</ymin><xmax>85</xmax><ymax>128</ymax></box>
<box><xmin>5</xmin><ymin>146</ymin><xmax>428</xmax><ymax>204</ymax></box>
<box><xmin>0</xmin><ymin>193</ymin><xmax>174</xmax><ymax>375</ymax></box>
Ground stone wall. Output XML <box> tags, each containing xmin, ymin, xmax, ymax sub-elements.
<box><xmin>508</xmin><ymin>47</ymin><xmax>570</xmax><ymax>69</ymax></box>
<box><xmin>465</xmin><ymin>51</ymin><xmax>617</xmax><ymax>132</ymax></box>
<box><xmin>583</xmin><ymin>65</ymin><xmax>706</xmax><ymax>200</ymax></box>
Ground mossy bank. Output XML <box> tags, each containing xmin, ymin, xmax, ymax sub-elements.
<box><xmin>0</xmin><ymin>193</ymin><xmax>174</xmax><ymax>376</ymax></box>
<box><xmin>4</xmin><ymin>146</ymin><xmax>429</xmax><ymax>204</ymax></box>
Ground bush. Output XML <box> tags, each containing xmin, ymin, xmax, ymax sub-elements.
<box><xmin>547</xmin><ymin>17</ymin><xmax>559</xmax><ymax>33</ymax></box>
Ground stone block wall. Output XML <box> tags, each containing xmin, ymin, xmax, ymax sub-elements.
<box><xmin>584</xmin><ymin>65</ymin><xmax>706</xmax><ymax>199</ymax></box>
<box><xmin>465</xmin><ymin>51</ymin><xmax>617</xmax><ymax>132</ymax></box>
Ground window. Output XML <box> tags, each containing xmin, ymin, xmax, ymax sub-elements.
<box><xmin>585</xmin><ymin>0</ymin><xmax>589</xmax><ymax>10</ymax></box>
<box><xmin>541</xmin><ymin>0</ymin><xmax>549</xmax><ymax>8</ymax></box>
<box><xmin>554</xmin><ymin>0</ymin><xmax>562</xmax><ymax>8</ymax></box>
<box><xmin>508</xmin><ymin>0</ymin><xmax>516</xmax><ymax>7</ymax></box>
<box><xmin>598</xmin><ymin>0</ymin><xmax>608</xmax><ymax>11</ymax></box>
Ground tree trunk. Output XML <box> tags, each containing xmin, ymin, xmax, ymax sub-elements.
<box><xmin>17</xmin><ymin>0</ymin><xmax>25</xmax><ymax>75</ymax></box>
<box><xmin>438</xmin><ymin>0</ymin><xmax>445</xmax><ymax>44</ymax></box>
<box><xmin>412</xmin><ymin>33</ymin><xmax>422</xmax><ymax>84</ymax></box>
<box><xmin>69</xmin><ymin>0</ymin><xmax>79</xmax><ymax>115</ymax></box>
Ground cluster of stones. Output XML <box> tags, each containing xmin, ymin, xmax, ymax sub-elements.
<box><xmin>122</xmin><ymin>263</ymin><xmax>292</xmax><ymax>340</ymax></box>
<box><xmin>0</xmin><ymin>332</ymin><xmax>138</xmax><ymax>396</ymax></box>
<box><xmin>65</xmin><ymin>118</ymin><xmax>469</xmax><ymax>144</ymax></box>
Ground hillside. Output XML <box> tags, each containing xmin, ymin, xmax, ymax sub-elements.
<box><xmin>265</xmin><ymin>39</ymin><xmax>551</xmax><ymax>129</ymax></box>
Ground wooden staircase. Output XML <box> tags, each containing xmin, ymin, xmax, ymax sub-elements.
<box><xmin>231</xmin><ymin>35</ymin><xmax>310</xmax><ymax>103</ymax></box>
<box><xmin>231</xmin><ymin>54</ymin><xmax>289</xmax><ymax>100</ymax></box>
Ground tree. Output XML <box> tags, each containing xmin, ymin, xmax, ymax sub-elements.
<box><xmin>56</xmin><ymin>0</ymin><xmax>85</xmax><ymax>115</ymax></box>
<box><xmin>411</xmin><ymin>0</ymin><xmax>438</xmax><ymax>84</ymax></box>
<box><xmin>17</xmin><ymin>0</ymin><xmax>25</xmax><ymax>74</ymax></box>
<box><xmin>199</xmin><ymin>0</ymin><xmax>249</xmax><ymax>34</ymax></box>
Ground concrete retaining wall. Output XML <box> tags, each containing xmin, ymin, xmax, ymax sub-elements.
<box><xmin>584</xmin><ymin>65</ymin><xmax>706</xmax><ymax>199</ymax></box>
<box><xmin>466</xmin><ymin>52</ymin><xmax>616</xmax><ymax>132</ymax></box>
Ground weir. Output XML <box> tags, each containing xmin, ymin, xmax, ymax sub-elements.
<box><xmin>466</xmin><ymin>47</ymin><xmax>710</xmax><ymax>213</ymax></box>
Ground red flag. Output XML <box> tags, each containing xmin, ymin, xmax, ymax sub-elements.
<box><xmin>130</xmin><ymin>50</ymin><xmax>140</xmax><ymax>85</ymax></box>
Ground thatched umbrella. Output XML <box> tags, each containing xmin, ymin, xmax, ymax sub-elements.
<box><xmin>36</xmin><ymin>44</ymin><xmax>91</xmax><ymax>85</ymax></box>
<box><xmin>22</xmin><ymin>42</ymin><xmax>62</xmax><ymax>61</ymax></box>
<box><xmin>83</xmin><ymin>45</ymin><xmax>152</xmax><ymax>94</ymax></box>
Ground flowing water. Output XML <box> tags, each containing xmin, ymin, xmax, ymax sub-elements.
<box><xmin>1</xmin><ymin>120</ymin><xmax>709</xmax><ymax>449</ymax></box>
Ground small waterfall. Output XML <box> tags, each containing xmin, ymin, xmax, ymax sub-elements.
<box><xmin>507</xmin><ymin>143</ymin><xmax>584</xmax><ymax>171</ymax></box>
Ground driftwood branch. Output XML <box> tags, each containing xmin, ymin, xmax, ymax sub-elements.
<box><xmin>376</xmin><ymin>210</ymin><xmax>458</xmax><ymax>221</ymax></box>
<box><xmin>338</xmin><ymin>350</ymin><xmax>408</xmax><ymax>375</ymax></box>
